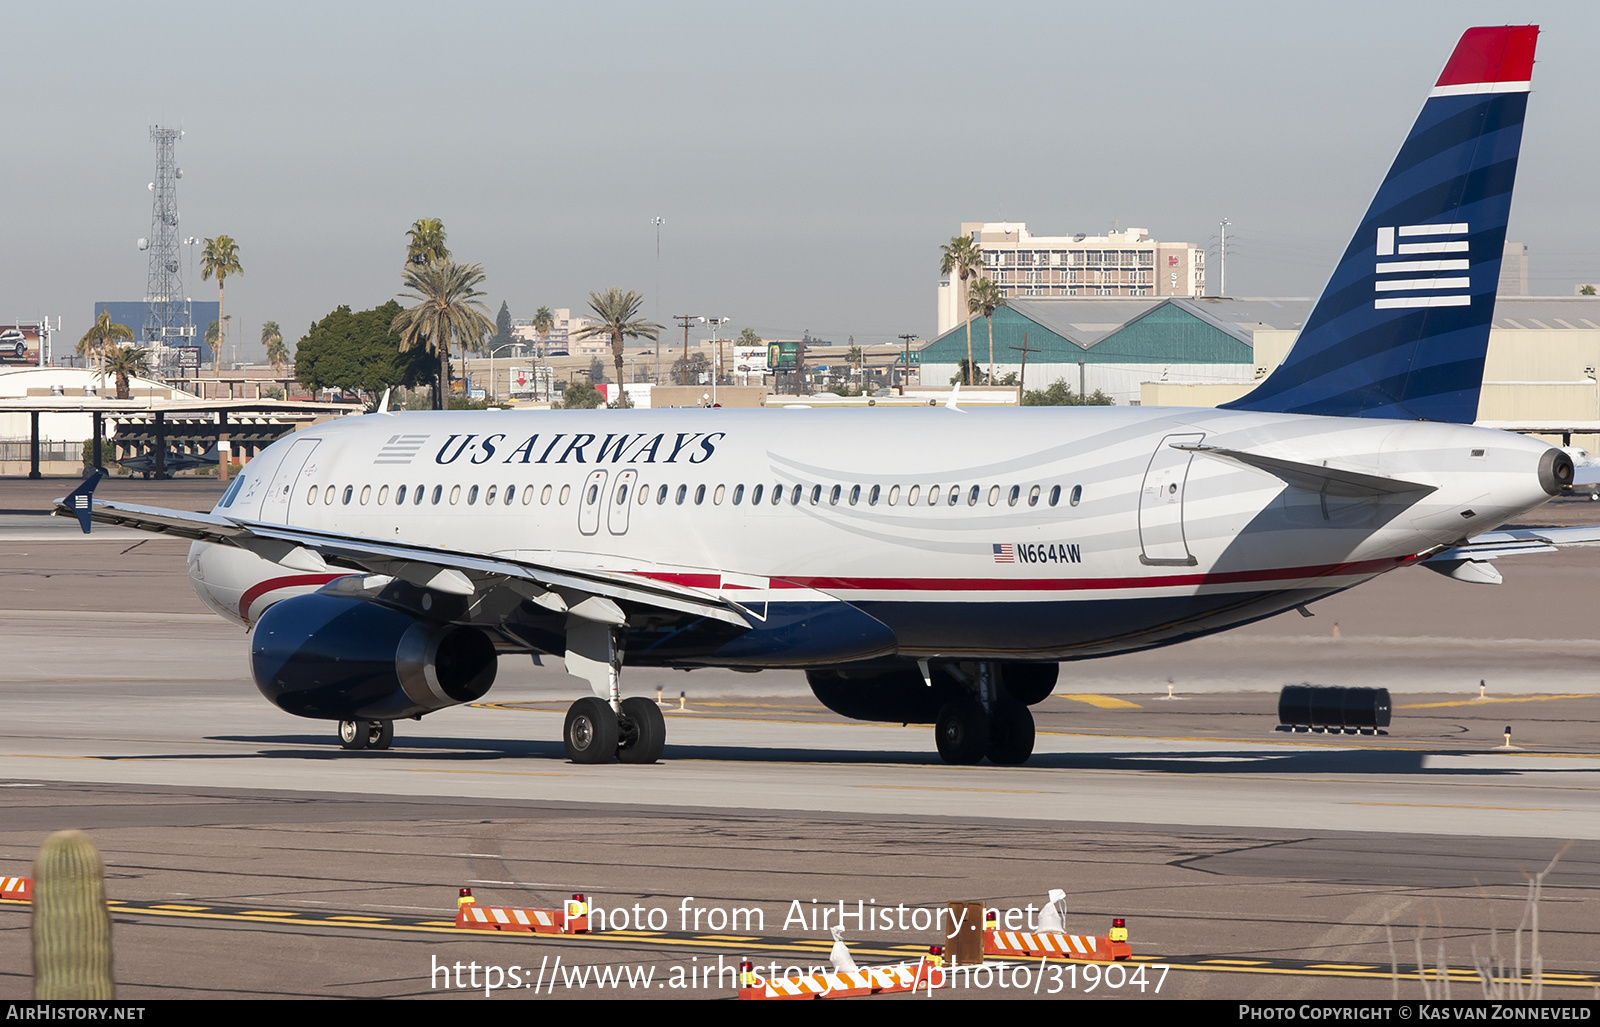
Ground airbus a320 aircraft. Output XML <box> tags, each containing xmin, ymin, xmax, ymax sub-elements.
<box><xmin>60</xmin><ymin>25</ymin><xmax>1590</xmax><ymax>766</ymax></box>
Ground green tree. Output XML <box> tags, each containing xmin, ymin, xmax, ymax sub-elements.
<box><xmin>204</xmin><ymin>320</ymin><xmax>221</xmax><ymax>363</ymax></box>
<box><xmin>940</xmin><ymin>235</ymin><xmax>983</xmax><ymax>384</ymax></box>
<box><xmin>673</xmin><ymin>351</ymin><xmax>710</xmax><ymax>385</ymax></box>
<box><xmin>296</xmin><ymin>301</ymin><xmax>435</xmax><ymax>405</ymax></box>
<box><xmin>493</xmin><ymin>301</ymin><xmax>514</xmax><ymax>351</ymax></box>
<box><xmin>391</xmin><ymin>261</ymin><xmax>495</xmax><ymax>410</ymax></box>
<box><xmin>201</xmin><ymin>236</ymin><xmax>242</xmax><ymax>367</ymax></box>
<box><xmin>739</xmin><ymin>327</ymin><xmax>761</xmax><ymax>347</ymax></box>
<box><xmin>406</xmin><ymin>218</ymin><xmax>449</xmax><ymax>266</ymax></box>
<box><xmin>967</xmin><ymin>276</ymin><xmax>1007</xmax><ymax>383</ymax></box>
<box><xmin>1022</xmin><ymin>379</ymin><xmax>1113</xmax><ymax>406</ymax></box>
<box><xmin>846</xmin><ymin>344</ymin><xmax>863</xmax><ymax>386</ymax></box>
<box><xmin>103</xmin><ymin>344</ymin><xmax>149</xmax><ymax>400</ymax></box>
<box><xmin>556</xmin><ymin>379</ymin><xmax>604</xmax><ymax>409</ymax></box>
<box><xmin>76</xmin><ymin>312</ymin><xmax>132</xmax><ymax>384</ymax></box>
<box><xmin>1582</xmin><ymin>285</ymin><xmax>1597</xmax><ymax>296</ymax></box>
<box><xmin>573</xmin><ymin>288</ymin><xmax>662</xmax><ymax>398</ymax></box>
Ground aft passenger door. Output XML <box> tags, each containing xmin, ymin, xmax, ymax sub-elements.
<box><xmin>1138</xmin><ymin>432</ymin><xmax>1204</xmax><ymax>565</ymax></box>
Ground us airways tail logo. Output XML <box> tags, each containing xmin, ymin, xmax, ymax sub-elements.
<box><xmin>1374</xmin><ymin>223</ymin><xmax>1471</xmax><ymax>309</ymax></box>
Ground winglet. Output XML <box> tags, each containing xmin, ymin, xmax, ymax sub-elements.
<box><xmin>377</xmin><ymin>388</ymin><xmax>392</xmax><ymax>414</ymax></box>
<box><xmin>59</xmin><ymin>470</ymin><xmax>104</xmax><ymax>534</ymax></box>
<box><xmin>945</xmin><ymin>383</ymin><xmax>962</xmax><ymax>410</ymax></box>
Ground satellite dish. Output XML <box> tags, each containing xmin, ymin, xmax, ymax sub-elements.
<box><xmin>137</xmin><ymin>238</ymin><xmax>149</xmax><ymax>251</ymax></box>
<box><xmin>175</xmin><ymin>168</ymin><xmax>183</xmax><ymax>179</ymax></box>
<box><xmin>148</xmin><ymin>183</ymin><xmax>155</xmax><ymax>191</ymax></box>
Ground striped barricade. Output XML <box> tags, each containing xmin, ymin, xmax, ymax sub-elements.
<box><xmin>984</xmin><ymin>929</ymin><xmax>1130</xmax><ymax>962</ymax></box>
<box><xmin>0</xmin><ymin>876</ymin><xmax>31</xmax><ymax>902</ymax></box>
<box><xmin>738</xmin><ymin>959</ymin><xmax>943</xmax><ymax>1000</ymax></box>
<box><xmin>454</xmin><ymin>889</ymin><xmax>589</xmax><ymax>936</ymax></box>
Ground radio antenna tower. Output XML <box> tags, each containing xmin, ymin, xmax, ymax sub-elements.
<box><xmin>142</xmin><ymin>126</ymin><xmax>193</xmax><ymax>363</ymax></box>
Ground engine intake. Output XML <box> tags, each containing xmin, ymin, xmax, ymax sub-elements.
<box><xmin>251</xmin><ymin>592</ymin><xmax>497</xmax><ymax>720</ymax></box>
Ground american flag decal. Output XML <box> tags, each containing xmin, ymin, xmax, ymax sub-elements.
<box><xmin>993</xmin><ymin>543</ymin><xmax>1015</xmax><ymax>563</ymax></box>
<box><xmin>374</xmin><ymin>434</ymin><xmax>429</xmax><ymax>465</ymax></box>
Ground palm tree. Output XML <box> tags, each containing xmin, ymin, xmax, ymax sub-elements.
<box><xmin>940</xmin><ymin>236</ymin><xmax>984</xmax><ymax>384</ymax></box>
<box><xmin>262</xmin><ymin>321</ymin><xmax>289</xmax><ymax>375</ymax></box>
<box><xmin>846</xmin><ymin>345</ymin><xmax>864</xmax><ymax>389</ymax></box>
<box><xmin>391</xmin><ymin>261</ymin><xmax>495</xmax><ymax>410</ymax></box>
<box><xmin>204</xmin><ymin>320</ymin><xmax>221</xmax><ymax>364</ymax></box>
<box><xmin>406</xmin><ymin>218</ymin><xmax>449</xmax><ymax>266</ymax></box>
<box><xmin>103</xmin><ymin>345</ymin><xmax>149</xmax><ymax>400</ymax></box>
<box><xmin>201</xmin><ymin>236</ymin><xmax>243</xmax><ymax>368</ymax></box>
<box><xmin>76</xmin><ymin>311</ymin><xmax>133</xmax><ymax>387</ymax></box>
<box><xmin>573</xmin><ymin>289</ymin><xmax>662</xmax><ymax>404</ymax></box>
<box><xmin>968</xmin><ymin>277</ymin><xmax>1007</xmax><ymax>384</ymax></box>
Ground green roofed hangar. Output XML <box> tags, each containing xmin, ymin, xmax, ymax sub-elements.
<box><xmin>922</xmin><ymin>296</ymin><xmax>1313</xmax><ymax>405</ymax></box>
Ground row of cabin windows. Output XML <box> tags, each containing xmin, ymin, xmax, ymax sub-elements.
<box><xmin>313</xmin><ymin>480</ymin><xmax>1085</xmax><ymax>511</ymax></box>
<box><xmin>313</xmin><ymin>482</ymin><xmax>574</xmax><ymax>508</ymax></box>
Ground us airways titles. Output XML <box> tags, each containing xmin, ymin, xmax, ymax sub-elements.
<box><xmin>417</xmin><ymin>432</ymin><xmax>727</xmax><ymax>468</ymax></box>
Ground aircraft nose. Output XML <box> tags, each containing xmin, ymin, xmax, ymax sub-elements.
<box><xmin>1539</xmin><ymin>448</ymin><xmax>1574</xmax><ymax>496</ymax></box>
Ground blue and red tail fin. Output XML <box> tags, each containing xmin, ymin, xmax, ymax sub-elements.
<box><xmin>1223</xmin><ymin>26</ymin><xmax>1537</xmax><ymax>423</ymax></box>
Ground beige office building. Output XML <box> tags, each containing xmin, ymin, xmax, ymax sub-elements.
<box><xmin>937</xmin><ymin>222</ymin><xmax>1206</xmax><ymax>335</ymax></box>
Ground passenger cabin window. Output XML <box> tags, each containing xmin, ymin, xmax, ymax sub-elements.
<box><xmin>750</xmin><ymin>484</ymin><xmax>762</xmax><ymax>505</ymax></box>
<box><xmin>449</xmin><ymin>485</ymin><xmax>461</xmax><ymax>505</ymax></box>
<box><xmin>342</xmin><ymin>485</ymin><xmax>353</xmax><ymax>505</ymax></box>
<box><xmin>657</xmin><ymin>484</ymin><xmax>668</xmax><ymax>504</ymax></box>
<box><xmin>868</xmin><ymin>485</ymin><xmax>879</xmax><ymax>506</ymax></box>
<box><xmin>987</xmin><ymin>485</ymin><xmax>1000</xmax><ymax>506</ymax></box>
<box><xmin>695</xmin><ymin>485</ymin><xmax>707</xmax><ymax>505</ymax></box>
<box><xmin>927</xmin><ymin>485</ymin><xmax>939</xmax><ymax>505</ymax></box>
<box><xmin>811</xmin><ymin>485</ymin><xmax>822</xmax><ymax>505</ymax></box>
<box><xmin>378</xmin><ymin>485</ymin><xmax>389</xmax><ymax>504</ymax></box>
<box><xmin>637</xmin><ymin>485</ymin><xmax>649</xmax><ymax>505</ymax></box>
<box><xmin>1050</xmin><ymin>485</ymin><xmax>1062</xmax><ymax>507</ymax></box>
<box><xmin>559</xmin><ymin>484</ymin><xmax>571</xmax><ymax>505</ymax></box>
<box><xmin>360</xmin><ymin>485</ymin><xmax>372</xmax><ymax>505</ymax></box>
<box><xmin>467</xmin><ymin>485</ymin><xmax>479</xmax><ymax>505</ymax></box>
<box><xmin>432</xmin><ymin>485</ymin><xmax>443</xmax><ymax>505</ymax></box>
<box><xmin>307</xmin><ymin>485</ymin><xmax>318</xmax><ymax>505</ymax></box>
<box><xmin>1008</xmin><ymin>485</ymin><xmax>1020</xmax><ymax>507</ymax></box>
<box><xmin>906</xmin><ymin>485</ymin><xmax>919</xmax><ymax>505</ymax></box>
<box><xmin>485</xmin><ymin>485</ymin><xmax>498</xmax><ymax>505</ymax></box>
<box><xmin>849</xmin><ymin>485</ymin><xmax>860</xmax><ymax>506</ymax></box>
<box><xmin>949</xmin><ymin>487</ymin><xmax>961</xmax><ymax>507</ymax></box>
<box><xmin>732</xmin><ymin>484</ymin><xmax>744</xmax><ymax>505</ymax></box>
<box><xmin>790</xmin><ymin>484</ymin><xmax>802</xmax><ymax>505</ymax></box>
<box><xmin>396</xmin><ymin>485</ymin><xmax>408</xmax><ymax>504</ymax></box>
<box><xmin>830</xmin><ymin>485</ymin><xmax>841</xmax><ymax>506</ymax></box>
<box><xmin>676</xmin><ymin>484</ymin><xmax>687</xmax><ymax>505</ymax></box>
<box><xmin>1070</xmin><ymin>485</ymin><xmax>1082</xmax><ymax>507</ymax></box>
<box><xmin>1028</xmin><ymin>485</ymin><xmax>1040</xmax><ymax>507</ymax></box>
<box><xmin>541</xmin><ymin>484</ymin><xmax>553</xmax><ymax>505</ymax></box>
<box><xmin>324</xmin><ymin>485</ymin><xmax>336</xmax><ymax>505</ymax></box>
<box><xmin>616</xmin><ymin>483</ymin><xmax>630</xmax><ymax>505</ymax></box>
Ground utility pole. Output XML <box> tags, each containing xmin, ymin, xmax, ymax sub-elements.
<box><xmin>897</xmin><ymin>334</ymin><xmax>917</xmax><ymax>395</ymax></box>
<box><xmin>1008</xmin><ymin>331</ymin><xmax>1037</xmax><ymax>404</ymax></box>
<box><xmin>1219</xmin><ymin>217</ymin><xmax>1232</xmax><ymax>297</ymax></box>
<box><xmin>651</xmin><ymin>217</ymin><xmax>665</xmax><ymax>384</ymax></box>
<box><xmin>674</xmin><ymin>314</ymin><xmax>697</xmax><ymax>387</ymax></box>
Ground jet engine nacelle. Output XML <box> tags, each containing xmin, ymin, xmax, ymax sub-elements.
<box><xmin>806</xmin><ymin>661</ymin><xmax>1059</xmax><ymax>724</ymax></box>
<box><xmin>250</xmin><ymin>592</ymin><xmax>497</xmax><ymax>721</ymax></box>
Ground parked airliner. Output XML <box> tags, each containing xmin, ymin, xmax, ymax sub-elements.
<box><xmin>59</xmin><ymin>26</ymin><xmax>1587</xmax><ymax>766</ymax></box>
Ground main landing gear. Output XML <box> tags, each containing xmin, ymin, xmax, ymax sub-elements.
<box><xmin>338</xmin><ymin>719</ymin><xmax>394</xmax><ymax>751</ymax></box>
<box><xmin>932</xmin><ymin>662</ymin><xmax>1040</xmax><ymax>766</ymax></box>
<box><xmin>560</xmin><ymin>623</ymin><xmax>666</xmax><ymax>765</ymax></box>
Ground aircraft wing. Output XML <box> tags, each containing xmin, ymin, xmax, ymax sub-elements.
<box><xmin>52</xmin><ymin>476</ymin><xmax>750</xmax><ymax>629</ymax></box>
<box><xmin>1421</xmin><ymin>525</ymin><xmax>1600</xmax><ymax>584</ymax></box>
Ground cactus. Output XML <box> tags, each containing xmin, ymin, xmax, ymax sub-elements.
<box><xmin>31</xmin><ymin>830</ymin><xmax>114</xmax><ymax>999</ymax></box>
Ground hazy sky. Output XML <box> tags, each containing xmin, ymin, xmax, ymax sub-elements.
<box><xmin>5</xmin><ymin>1</ymin><xmax>1597</xmax><ymax>362</ymax></box>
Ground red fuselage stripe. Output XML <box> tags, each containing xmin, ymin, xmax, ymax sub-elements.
<box><xmin>238</xmin><ymin>573</ymin><xmax>346</xmax><ymax>619</ymax></box>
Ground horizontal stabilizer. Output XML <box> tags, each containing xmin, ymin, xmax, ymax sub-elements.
<box><xmin>1174</xmin><ymin>444</ymin><xmax>1436</xmax><ymax>498</ymax></box>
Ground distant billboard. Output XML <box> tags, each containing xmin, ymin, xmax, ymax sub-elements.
<box><xmin>0</xmin><ymin>324</ymin><xmax>42</xmax><ymax>366</ymax></box>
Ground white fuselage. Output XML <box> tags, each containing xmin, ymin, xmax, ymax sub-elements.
<box><xmin>188</xmin><ymin>406</ymin><xmax>1558</xmax><ymax>664</ymax></box>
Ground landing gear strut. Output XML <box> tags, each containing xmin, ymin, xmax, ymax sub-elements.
<box><xmin>932</xmin><ymin>662</ymin><xmax>1037</xmax><ymax>766</ymax></box>
<box><xmin>338</xmin><ymin>719</ymin><xmax>393</xmax><ymax>751</ymax></box>
<box><xmin>561</xmin><ymin>622</ymin><xmax>666</xmax><ymax>764</ymax></box>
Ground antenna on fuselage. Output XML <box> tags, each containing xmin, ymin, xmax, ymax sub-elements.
<box><xmin>376</xmin><ymin>388</ymin><xmax>392</xmax><ymax>414</ymax></box>
<box><xmin>945</xmin><ymin>383</ymin><xmax>963</xmax><ymax>412</ymax></box>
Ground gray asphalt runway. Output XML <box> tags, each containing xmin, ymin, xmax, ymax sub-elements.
<box><xmin>1</xmin><ymin>476</ymin><xmax>1597</xmax><ymax>1000</ymax></box>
